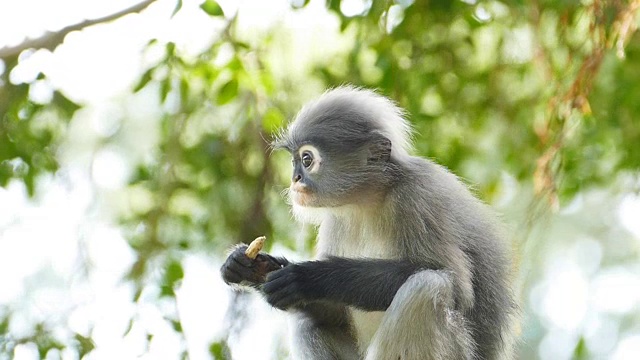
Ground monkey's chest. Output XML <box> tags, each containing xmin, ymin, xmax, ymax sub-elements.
<box><xmin>317</xmin><ymin>222</ymin><xmax>394</xmax><ymax>259</ymax></box>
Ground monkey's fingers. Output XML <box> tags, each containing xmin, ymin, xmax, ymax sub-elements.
<box><xmin>245</xmin><ymin>236</ymin><xmax>266</xmax><ymax>259</ymax></box>
<box><xmin>263</xmin><ymin>266</ymin><xmax>305</xmax><ymax>309</ymax></box>
<box><xmin>221</xmin><ymin>265</ymin><xmax>244</xmax><ymax>284</ymax></box>
<box><xmin>263</xmin><ymin>268</ymin><xmax>290</xmax><ymax>291</ymax></box>
<box><xmin>264</xmin><ymin>281</ymin><xmax>302</xmax><ymax>310</ymax></box>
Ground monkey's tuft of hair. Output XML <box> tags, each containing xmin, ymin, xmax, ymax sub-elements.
<box><xmin>276</xmin><ymin>86</ymin><xmax>414</xmax><ymax>161</ymax></box>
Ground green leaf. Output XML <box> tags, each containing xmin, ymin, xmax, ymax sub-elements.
<box><xmin>171</xmin><ymin>0</ymin><xmax>183</xmax><ymax>18</ymax></box>
<box><xmin>25</xmin><ymin>168</ymin><xmax>35</xmax><ymax>197</ymax></box>
<box><xmin>216</xmin><ymin>79</ymin><xmax>238</xmax><ymax>105</ymax></box>
<box><xmin>0</xmin><ymin>316</ymin><xmax>9</xmax><ymax>334</ymax></box>
<box><xmin>160</xmin><ymin>78</ymin><xmax>171</xmax><ymax>104</ymax></box>
<box><xmin>209</xmin><ymin>341</ymin><xmax>229</xmax><ymax>359</ymax></box>
<box><xmin>123</xmin><ymin>319</ymin><xmax>135</xmax><ymax>336</ymax></box>
<box><xmin>200</xmin><ymin>0</ymin><xmax>224</xmax><ymax>16</ymax></box>
<box><xmin>233</xmin><ymin>41</ymin><xmax>251</xmax><ymax>49</ymax></box>
<box><xmin>180</xmin><ymin>76</ymin><xmax>190</xmax><ymax>107</ymax></box>
<box><xmin>161</xmin><ymin>285</ymin><xmax>175</xmax><ymax>297</ymax></box>
<box><xmin>572</xmin><ymin>337</ymin><xmax>587</xmax><ymax>359</ymax></box>
<box><xmin>166</xmin><ymin>42</ymin><xmax>176</xmax><ymax>57</ymax></box>
<box><xmin>134</xmin><ymin>68</ymin><xmax>154</xmax><ymax>92</ymax></box>
<box><xmin>132</xmin><ymin>165</ymin><xmax>152</xmax><ymax>182</ymax></box>
<box><xmin>260</xmin><ymin>72</ymin><xmax>276</xmax><ymax>95</ymax></box>
<box><xmin>327</xmin><ymin>0</ymin><xmax>340</xmax><ymax>13</ymax></box>
<box><xmin>170</xmin><ymin>319</ymin><xmax>183</xmax><ymax>332</ymax></box>
<box><xmin>227</xmin><ymin>57</ymin><xmax>243</xmax><ymax>71</ymax></box>
<box><xmin>74</xmin><ymin>333</ymin><xmax>96</xmax><ymax>357</ymax></box>
<box><xmin>166</xmin><ymin>260</ymin><xmax>184</xmax><ymax>285</ymax></box>
<box><xmin>159</xmin><ymin>260</ymin><xmax>183</xmax><ymax>297</ymax></box>
<box><xmin>0</xmin><ymin>163</ymin><xmax>10</xmax><ymax>187</ymax></box>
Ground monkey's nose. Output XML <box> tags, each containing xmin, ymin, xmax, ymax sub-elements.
<box><xmin>293</xmin><ymin>174</ymin><xmax>302</xmax><ymax>182</ymax></box>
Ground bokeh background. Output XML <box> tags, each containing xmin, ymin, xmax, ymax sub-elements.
<box><xmin>1</xmin><ymin>0</ymin><xmax>639</xmax><ymax>359</ymax></box>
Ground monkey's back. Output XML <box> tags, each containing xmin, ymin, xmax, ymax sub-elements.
<box><xmin>389</xmin><ymin>156</ymin><xmax>516</xmax><ymax>359</ymax></box>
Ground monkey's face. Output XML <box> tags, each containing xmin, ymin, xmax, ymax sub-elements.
<box><xmin>275</xmin><ymin>115</ymin><xmax>395</xmax><ymax>209</ymax></box>
<box><xmin>287</xmin><ymin>143</ymin><xmax>386</xmax><ymax>208</ymax></box>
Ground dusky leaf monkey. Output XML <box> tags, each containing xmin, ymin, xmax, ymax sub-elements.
<box><xmin>221</xmin><ymin>87</ymin><xmax>516</xmax><ymax>359</ymax></box>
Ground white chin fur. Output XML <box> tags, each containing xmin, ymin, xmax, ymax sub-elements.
<box><xmin>289</xmin><ymin>190</ymin><xmax>308</xmax><ymax>207</ymax></box>
<box><xmin>291</xmin><ymin>203</ymin><xmax>326</xmax><ymax>225</ymax></box>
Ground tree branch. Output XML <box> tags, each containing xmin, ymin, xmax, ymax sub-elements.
<box><xmin>0</xmin><ymin>0</ymin><xmax>158</xmax><ymax>60</ymax></box>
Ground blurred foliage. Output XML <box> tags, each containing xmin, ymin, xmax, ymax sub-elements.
<box><xmin>0</xmin><ymin>0</ymin><xmax>639</xmax><ymax>358</ymax></box>
<box><xmin>0</xmin><ymin>55</ymin><xmax>80</xmax><ymax>196</ymax></box>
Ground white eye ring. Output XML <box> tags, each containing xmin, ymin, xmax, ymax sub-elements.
<box><xmin>298</xmin><ymin>145</ymin><xmax>321</xmax><ymax>173</ymax></box>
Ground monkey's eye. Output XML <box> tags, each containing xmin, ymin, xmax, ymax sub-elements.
<box><xmin>301</xmin><ymin>151</ymin><xmax>313</xmax><ymax>168</ymax></box>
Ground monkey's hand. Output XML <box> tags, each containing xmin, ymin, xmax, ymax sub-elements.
<box><xmin>262</xmin><ymin>263</ymin><xmax>316</xmax><ymax>310</ymax></box>
<box><xmin>220</xmin><ymin>245</ymin><xmax>289</xmax><ymax>287</ymax></box>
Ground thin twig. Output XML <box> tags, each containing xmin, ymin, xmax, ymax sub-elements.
<box><xmin>0</xmin><ymin>0</ymin><xmax>158</xmax><ymax>59</ymax></box>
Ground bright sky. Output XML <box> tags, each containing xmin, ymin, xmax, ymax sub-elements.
<box><xmin>1</xmin><ymin>0</ymin><xmax>640</xmax><ymax>359</ymax></box>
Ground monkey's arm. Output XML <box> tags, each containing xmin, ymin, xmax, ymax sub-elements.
<box><xmin>220</xmin><ymin>245</ymin><xmax>289</xmax><ymax>287</ymax></box>
<box><xmin>263</xmin><ymin>257</ymin><xmax>437</xmax><ymax>311</ymax></box>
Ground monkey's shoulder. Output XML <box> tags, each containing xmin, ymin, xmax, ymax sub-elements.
<box><xmin>390</xmin><ymin>156</ymin><xmax>487</xmax><ymax>215</ymax></box>
<box><xmin>393</xmin><ymin>156</ymin><xmax>465</xmax><ymax>191</ymax></box>
<box><xmin>387</xmin><ymin>157</ymin><xmax>503</xmax><ymax>248</ymax></box>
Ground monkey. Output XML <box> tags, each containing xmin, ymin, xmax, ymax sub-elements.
<box><xmin>221</xmin><ymin>87</ymin><xmax>517</xmax><ymax>359</ymax></box>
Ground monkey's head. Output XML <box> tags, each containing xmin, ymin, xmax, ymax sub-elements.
<box><xmin>273</xmin><ymin>87</ymin><xmax>413</xmax><ymax>212</ymax></box>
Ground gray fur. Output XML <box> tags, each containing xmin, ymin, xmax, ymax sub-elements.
<box><xmin>276</xmin><ymin>87</ymin><xmax>516</xmax><ymax>359</ymax></box>
<box><xmin>366</xmin><ymin>270</ymin><xmax>474</xmax><ymax>360</ymax></box>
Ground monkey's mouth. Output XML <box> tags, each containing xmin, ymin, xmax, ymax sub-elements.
<box><xmin>290</xmin><ymin>183</ymin><xmax>312</xmax><ymax>206</ymax></box>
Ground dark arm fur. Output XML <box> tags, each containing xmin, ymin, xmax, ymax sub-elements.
<box><xmin>262</xmin><ymin>257</ymin><xmax>437</xmax><ymax>311</ymax></box>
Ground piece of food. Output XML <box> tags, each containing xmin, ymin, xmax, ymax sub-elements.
<box><xmin>244</xmin><ymin>236</ymin><xmax>266</xmax><ymax>259</ymax></box>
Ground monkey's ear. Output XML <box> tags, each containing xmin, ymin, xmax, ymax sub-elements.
<box><xmin>367</xmin><ymin>133</ymin><xmax>392</xmax><ymax>163</ymax></box>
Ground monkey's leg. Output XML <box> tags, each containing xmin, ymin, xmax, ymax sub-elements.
<box><xmin>365</xmin><ymin>270</ymin><xmax>475</xmax><ymax>360</ymax></box>
<box><xmin>289</xmin><ymin>302</ymin><xmax>361</xmax><ymax>360</ymax></box>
